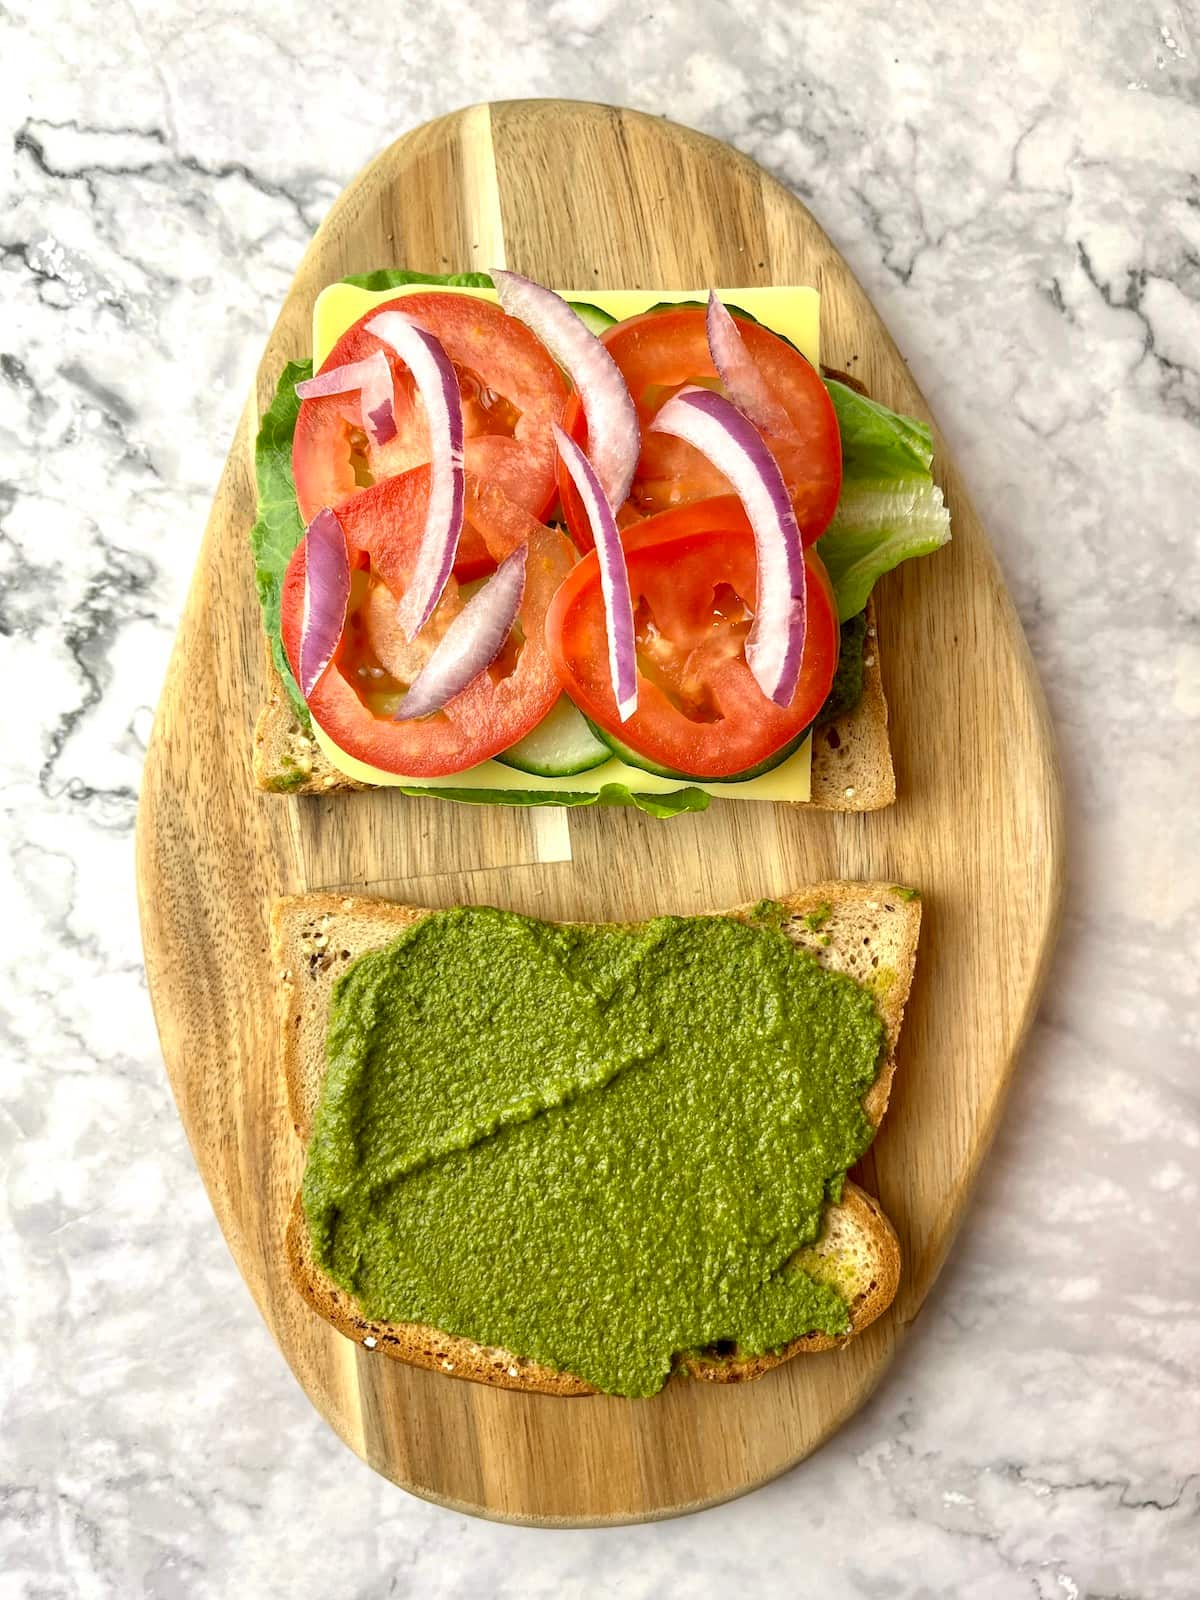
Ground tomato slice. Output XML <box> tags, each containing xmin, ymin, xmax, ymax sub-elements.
<box><xmin>558</xmin><ymin>306</ymin><xmax>841</xmax><ymax>550</ymax></box>
<box><xmin>293</xmin><ymin>291</ymin><xmax>569</xmax><ymax>548</ymax></box>
<box><xmin>546</xmin><ymin>496</ymin><xmax>839</xmax><ymax>780</ymax></box>
<box><xmin>282</xmin><ymin>474</ymin><xmax>574</xmax><ymax>777</ymax></box>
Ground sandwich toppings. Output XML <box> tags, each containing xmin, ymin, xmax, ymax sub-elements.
<box><xmin>280</xmin><ymin>474</ymin><xmax>572</xmax><ymax>777</ymax></box>
<box><xmin>545</xmin><ymin>498</ymin><xmax>838</xmax><ymax>780</ymax></box>
<box><xmin>254</xmin><ymin>272</ymin><xmax>951</xmax><ymax>801</ymax></box>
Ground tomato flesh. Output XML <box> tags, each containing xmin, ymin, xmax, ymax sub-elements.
<box><xmin>282</xmin><ymin>474</ymin><xmax>573</xmax><ymax>777</ymax></box>
<box><xmin>293</xmin><ymin>292</ymin><xmax>568</xmax><ymax>548</ymax></box>
<box><xmin>558</xmin><ymin>306</ymin><xmax>841</xmax><ymax>551</ymax></box>
<box><xmin>545</xmin><ymin>496</ymin><xmax>839</xmax><ymax>780</ymax></box>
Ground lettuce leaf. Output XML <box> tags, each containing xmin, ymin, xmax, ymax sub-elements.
<box><xmin>819</xmin><ymin>481</ymin><xmax>951</xmax><ymax>621</ymax></box>
<box><xmin>249</xmin><ymin>358</ymin><xmax>312</xmax><ymax>726</ymax></box>
<box><xmin>341</xmin><ymin>269</ymin><xmax>494</xmax><ymax>290</ymax></box>
<box><xmin>399</xmin><ymin>784</ymin><xmax>710</xmax><ymax>816</ymax></box>
<box><xmin>825</xmin><ymin>378</ymin><xmax>933</xmax><ymax>479</ymax></box>
<box><xmin>818</xmin><ymin>379</ymin><xmax>950</xmax><ymax>620</ymax></box>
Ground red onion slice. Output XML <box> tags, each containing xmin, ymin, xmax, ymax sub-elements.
<box><xmin>553</xmin><ymin>423</ymin><xmax>637</xmax><ymax>721</ymax></box>
<box><xmin>650</xmin><ymin>387</ymin><xmax>806</xmax><ymax>707</ymax></box>
<box><xmin>367</xmin><ymin>311</ymin><xmax>465</xmax><ymax>639</ymax></box>
<box><xmin>298</xmin><ymin>507</ymin><xmax>351</xmax><ymax>700</ymax></box>
<box><xmin>394</xmin><ymin>544</ymin><xmax>527</xmax><ymax>722</ymax></box>
<box><xmin>359</xmin><ymin>354</ymin><xmax>397</xmax><ymax>446</ymax></box>
<box><xmin>705</xmin><ymin>291</ymin><xmax>795</xmax><ymax>441</ymax></box>
<box><xmin>295</xmin><ymin>351</ymin><xmax>396</xmax><ymax>446</ymax></box>
<box><xmin>490</xmin><ymin>269</ymin><xmax>639</xmax><ymax>508</ymax></box>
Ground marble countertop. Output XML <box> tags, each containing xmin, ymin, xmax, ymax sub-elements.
<box><xmin>2</xmin><ymin>1</ymin><xmax>1197</xmax><ymax>1594</ymax></box>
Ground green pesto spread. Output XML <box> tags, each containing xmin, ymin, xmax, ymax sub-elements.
<box><xmin>816</xmin><ymin>612</ymin><xmax>869</xmax><ymax>728</ymax></box>
<box><xmin>302</xmin><ymin>904</ymin><xmax>886</xmax><ymax>1397</ymax></box>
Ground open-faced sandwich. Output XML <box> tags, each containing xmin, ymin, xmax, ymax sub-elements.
<box><xmin>251</xmin><ymin>271</ymin><xmax>950</xmax><ymax>814</ymax></box>
<box><xmin>274</xmin><ymin>881</ymin><xmax>921</xmax><ymax>1397</ymax></box>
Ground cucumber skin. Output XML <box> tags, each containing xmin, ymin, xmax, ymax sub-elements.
<box><xmin>493</xmin><ymin>745</ymin><xmax>610</xmax><ymax>778</ymax></box>
<box><xmin>495</xmin><ymin>698</ymin><xmax>612</xmax><ymax>777</ymax></box>
<box><xmin>584</xmin><ymin>717</ymin><xmax>811</xmax><ymax>785</ymax></box>
<box><xmin>565</xmin><ymin>300</ymin><xmax>618</xmax><ymax>335</ymax></box>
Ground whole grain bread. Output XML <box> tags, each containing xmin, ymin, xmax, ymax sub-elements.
<box><xmin>273</xmin><ymin>882</ymin><xmax>920</xmax><ymax>1395</ymax></box>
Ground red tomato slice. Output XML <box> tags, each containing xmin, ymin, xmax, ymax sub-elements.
<box><xmin>282</xmin><ymin>474</ymin><xmax>574</xmax><ymax>777</ymax></box>
<box><xmin>293</xmin><ymin>291</ymin><xmax>568</xmax><ymax>535</ymax></box>
<box><xmin>546</xmin><ymin>496</ymin><xmax>839</xmax><ymax>780</ymax></box>
<box><xmin>558</xmin><ymin>306</ymin><xmax>841</xmax><ymax>550</ymax></box>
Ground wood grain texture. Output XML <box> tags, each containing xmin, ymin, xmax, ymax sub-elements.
<box><xmin>135</xmin><ymin>99</ymin><xmax>1065</xmax><ymax>1525</ymax></box>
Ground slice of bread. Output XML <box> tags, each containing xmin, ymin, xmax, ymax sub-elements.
<box><xmin>273</xmin><ymin>883</ymin><xmax>920</xmax><ymax>1395</ymax></box>
<box><xmin>253</xmin><ymin>598</ymin><xmax>894</xmax><ymax>810</ymax></box>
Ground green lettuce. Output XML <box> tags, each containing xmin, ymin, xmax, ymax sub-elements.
<box><xmin>400</xmin><ymin>784</ymin><xmax>710</xmax><ymax>816</ymax></box>
<box><xmin>818</xmin><ymin>482</ymin><xmax>953</xmax><ymax>621</ymax></box>
<box><xmin>818</xmin><ymin>379</ymin><xmax>950</xmax><ymax>621</ymax></box>
<box><xmin>341</xmin><ymin>269</ymin><xmax>494</xmax><ymax>290</ymax></box>
<box><xmin>249</xmin><ymin>357</ymin><xmax>312</xmax><ymax>726</ymax></box>
<box><xmin>824</xmin><ymin>378</ymin><xmax>933</xmax><ymax>478</ymax></box>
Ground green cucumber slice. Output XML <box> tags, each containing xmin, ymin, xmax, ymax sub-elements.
<box><xmin>586</xmin><ymin>718</ymin><xmax>811</xmax><ymax>785</ymax></box>
<box><xmin>495</xmin><ymin>696</ymin><xmax>612</xmax><ymax>777</ymax></box>
<box><xmin>565</xmin><ymin>300</ymin><xmax>618</xmax><ymax>335</ymax></box>
<box><xmin>639</xmin><ymin>298</ymin><xmax>802</xmax><ymax>353</ymax></box>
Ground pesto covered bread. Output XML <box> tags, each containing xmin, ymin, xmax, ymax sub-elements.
<box><xmin>272</xmin><ymin>882</ymin><xmax>920</xmax><ymax>1397</ymax></box>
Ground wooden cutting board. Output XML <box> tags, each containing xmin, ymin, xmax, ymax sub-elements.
<box><xmin>136</xmin><ymin>99</ymin><xmax>1064</xmax><ymax>1525</ymax></box>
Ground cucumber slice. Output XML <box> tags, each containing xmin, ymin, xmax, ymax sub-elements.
<box><xmin>587</xmin><ymin>717</ymin><xmax>811</xmax><ymax>784</ymax></box>
<box><xmin>639</xmin><ymin>298</ymin><xmax>801</xmax><ymax>353</ymax></box>
<box><xmin>641</xmin><ymin>297</ymin><xmax>757</xmax><ymax>323</ymax></box>
<box><xmin>496</xmin><ymin>696</ymin><xmax>612</xmax><ymax>777</ymax></box>
<box><xmin>566</xmin><ymin>300</ymin><xmax>618</xmax><ymax>335</ymax></box>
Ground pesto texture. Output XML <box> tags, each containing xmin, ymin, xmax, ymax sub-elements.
<box><xmin>303</xmin><ymin>906</ymin><xmax>886</xmax><ymax>1397</ymax></box>
<box><xmin>815</xmin><ymin>612</ymin><xmax>868</xmax><ymax>728</ymax></box>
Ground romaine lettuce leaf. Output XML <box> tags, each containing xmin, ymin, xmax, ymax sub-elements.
<box><xmin>341</xmin><ymin>269</ymin><xmax>494</xmax><ymax>290</ymax></box>
<box><xmin>818</xmin><ymin>481</ymin><xmax>951</xmax><ymax>621</ymax></box>
<box><xmin>818</xmin><ymin>379</ymin><xmax>950</xmax><ymax>619</ymax></box>
<box><xmin>399</xmin><ymin>784</ymin><xmax>710</xmax><ymax>816</ymax></box>
<box><xmin>249</xmin><ymin>358</ymin><xmax>312</xmax><ymax>726</ymax></box>
<box><xmin>824</xmin><ymin>378</ymin><xmax>933</xmax><ymax>479</ymax></box>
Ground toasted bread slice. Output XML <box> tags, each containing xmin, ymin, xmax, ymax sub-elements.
<box><xmin>253</xmin><ymin>600</ymin><xmax>894</xmax><ymax>810</ymax></box>
<box><xmin>273</xmin><ymin>882</ymin><xmax>921</xmax><ymax>1394</ymax></box>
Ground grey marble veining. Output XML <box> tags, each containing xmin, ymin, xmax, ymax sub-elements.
<box><xmin>2</xmin><ymin>1</ymin><xmax>1197</xmax><ymax>1595</ymax></box>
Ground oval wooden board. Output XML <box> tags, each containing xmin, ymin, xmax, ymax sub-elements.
<box><xmin>136</xmin><ymin>100</ymin><xmax>1064</xmax><ymax>1525</ymax></box>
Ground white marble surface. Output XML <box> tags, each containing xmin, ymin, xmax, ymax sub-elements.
<box><xmin>2</xmin><ymin>0</ymin><xmax>1198</xmax><ymax>1593</ymax></box>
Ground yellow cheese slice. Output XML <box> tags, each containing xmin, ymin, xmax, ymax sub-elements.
<box><xmin>308</xmin><ymin>281</ymin><xmax>822</xmax><ymax>803</ymax></box>
<box><xmin>311</xmin><ymin>718</ymin><xmax>812</xmax><ymax>802</ymax></box>
<box><xmin>313</xmin><ymin>282</ymin><xmax>819</xmax><ymax>367</ymax></box>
